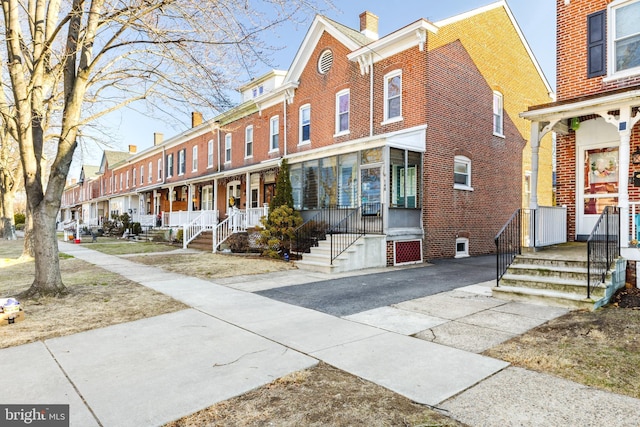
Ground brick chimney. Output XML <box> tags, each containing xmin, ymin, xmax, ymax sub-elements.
<box><xmin>359</xmin><ymin>11</ymin><xmax>379</xmax><ymax>40</ymax></box>
<box><xmin>192</xmin><ymin>111</ymin><xmax>203</xmax><ymax>127</ymax></box>
<box><xmin>153</xmin><ymin>132</ymin><xmax>164</xmax><ymax>146</ymax></box>
<box><xmin>128</xmin><ymin>145</ymin><xmax>137</xmax><ymax>154</ymax></box>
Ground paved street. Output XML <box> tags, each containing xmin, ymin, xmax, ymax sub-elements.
<box><xmin>256</xmin><ymin>255</ymin><xmax>495</xmax><ymax>316</ymax></box>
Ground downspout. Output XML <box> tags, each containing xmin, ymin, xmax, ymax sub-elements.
<box><xmin>369</xmin><ymin>53</ymin><xmax>374</xmax><ymax>137</ymax></box>
<box><xmin>283</xmin><ymin>94</ymin><xmax>288</xmax><ymax>157</ymax></box>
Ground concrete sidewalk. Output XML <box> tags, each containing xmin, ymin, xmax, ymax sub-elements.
<box><xmin>2</xmin><ymin>242</ymin><xmax>640</xmax><ymax>426</ymax></box>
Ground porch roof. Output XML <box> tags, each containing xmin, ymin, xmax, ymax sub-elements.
<box><xmin>521</xmin><ymin>85</ymin><xmax>640</xmax><ymax>123</ymax></box>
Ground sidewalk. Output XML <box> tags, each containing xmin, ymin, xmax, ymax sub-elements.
<box><xmin>2</xmin><ymin>242</ymin><xmax>640</xmax><ymax>426</ymax></box>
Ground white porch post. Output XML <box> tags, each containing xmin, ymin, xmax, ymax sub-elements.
<box><xmin>213</xmin><ymin>178</ymin><xmax>219</xmax><ymax>219</ymax></box>
<box><xmin>188</xmin><ymin>184</ymin><xmax>193</xmax><ymax>212</ymax></box>
<box><xmin>245</xmin><ymin>171</ymin><xmax>250</xmax><ymax>210</ymax></box>
<box><xmin>617</xmin><ymin>107</ymin><xmax>634</xmax><ymax>248</ymax></box>
<box><xmin>529</xmin><ymin>122</ymin><xmax>541</xmax><ymax>210</ymax></box>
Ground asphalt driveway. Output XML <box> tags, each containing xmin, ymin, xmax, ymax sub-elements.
<box><xmin>256</xmin><ymin>255</ymin><xmax>496</xmax><ymax>317</ymax></box>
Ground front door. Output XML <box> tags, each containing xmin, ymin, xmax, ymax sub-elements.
<box><xmin>226</xmin><ymin>180</ymin><xmax>241</xmax><ymax>214</ymax></box>
<box><xmin>577</xmin><ymin>145</ymin><xmax>619</xmax><ymax>237</ymax></box>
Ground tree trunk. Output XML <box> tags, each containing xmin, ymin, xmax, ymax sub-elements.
<box><xmin>1</xmin><ymin>187</ymin><xmax>16</xmax><ymax>240</ymax></box>
<box><xmin>21</xmin><ymin>202</ymin><xmax>66</xmax><ymax>298</ymax></box>
<box><xmin>21</xmin><ymin>209</ymin><xmax>35</xmax><ymax>259</ymax></box>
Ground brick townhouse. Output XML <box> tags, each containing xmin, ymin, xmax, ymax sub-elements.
<box><xmin>521</xmin><ymin>0</ymin><xmax>640</xmax><ymax>274</ymax></box>
<box><xmin>61</xmin><ymin>1</ymin><xmax>553</xmax><ymax>269</ymax></box>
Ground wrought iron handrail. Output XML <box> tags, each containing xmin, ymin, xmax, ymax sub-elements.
<box><xmin>329</xmin><ymin>202</ymin><xmax>383</xmax><ymax>264</ymax></box>
<box><xmin>292</xmin><ymin>207</ymin><xmax>342</xmax><ymax>258</ymax></box>
<box><xmin>495</xmin><ymin>208</ymin><xmax>522</xmax><ymax>284</ymax></box>
<box><xmin>587</xmin><ymin>206</ymin><xmax>620</xmax><ymax>299</ymax></box>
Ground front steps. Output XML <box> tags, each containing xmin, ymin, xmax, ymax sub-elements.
<box><xmin>493</xmin><ymin>245</ymin><xmax>626</xmax><ymax>310</ymax></box>
<box><xmin>295</xmin><ymin>234</ymin><xmax>386</xmax><ymax>274</ymax></box>
<box><xmin>187</xmin><ymin>231</ymin><xmax>213</xmax><ymax>251</ymax></box>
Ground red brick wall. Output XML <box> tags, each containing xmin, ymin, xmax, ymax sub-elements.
<box><xmin>424</xmin><ymin>40</ymin><xmax>525</xmax><ymax>258</ymax></box>
<box><xmin>557</xmin><ymin>0</ymin><xmax>640</xmax><ymax>101</ymax></box>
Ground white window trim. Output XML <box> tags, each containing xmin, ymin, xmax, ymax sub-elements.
<box><xmin>382</xmin><ymin>70</ymin><xmax>403</xmax><ymax>125</ymax></box>
<box><xmin>225</xmin><ymin>134</ymin><xmax>232</xmax><ymax>164</ymax></box>
<box><xmin>493</xmin><ymin>91</ymin><xmax>505</xmax><ymax>138</ymax></box>
<box><xmin>157</xmin><ymin>158</ymin><xmax>163</xmax><ymax>181</ymax></box>
<box><xmin>245</xmin><ymin>125</ymin><xmax>253</xmax><ymax>159</ymax></box>
<box><xmin>178</xmin><ymin>149</ymin><xmax>185</xmax><ymax>176</ymax></box>
<box><xmin>454</xmin><ymin>155</ymin><xmax>474</xmax><ymax>191</ymax></box>
<box><xmin>167</xmin><ymin>154</ymin><xmax>173</xmax><ymax>178</ymax></box>
<box><xmin>192</xmin><ymin>146</ymin><xmax>198</xmax><ymax>171</ymax></box>
<box><xmin>126</xmin><ymin>171</ymin><xmax>130</xmax><ymax>188</ymax></box>
<box><xmin>140</xmin><ymin>166</ymin><xmax>144</xmax><ymax>185</ymax></box>
<box><xmin>132</xmin><ymin>169</ymin><xmax>136</xmax><ymax>187</ymax></box>
<box><xmin>269</xmin><ymin>116</ymin><xmax>279</xmax><ymax>152</ymax></box>
<box><xmin>299</xmin><ymin>104</ymin><xmax>311</xmax><ymax>145</ymax></box>
<box><xmin>455</xmin><ymin>237</ymin><xmax>470</xmax><ymax>258</ymax></box>
<box><xmin>335</xmin><ymin>89</ymin><xmax>350</xmax><ymax>136</ymax></box>
<box><xmin>207</xmin><ymin>139</ymin><xmax>214</xmax><ymax>168</ymax></box>
<box><xmin>605</xmin><ymin>0</ymin><xmax>640</xmax><ymax>81</ymax></box>
<box><xmin>148</xmin><ymin>161</ymin><xmax>152</xmax><ymax>183</ymax></box>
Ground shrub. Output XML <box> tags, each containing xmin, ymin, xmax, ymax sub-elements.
<box><xmin>257</xmin><ymin>205</ymin><xmax>303</xmax><ymax>259</ymax></box>
<box><xmin>14</xmin><ymin>213</ymin><xmax>25</xmax><ymax>225</ymax></box>
<box><xmin>227</xmin><ymin>232</ymin><xmax>250</xmax><ymax>253</ymax></box>
<box><xmin>131</xmin><ymin>222</ymin><xmax>142</xmax><ymax>235</ymax></box>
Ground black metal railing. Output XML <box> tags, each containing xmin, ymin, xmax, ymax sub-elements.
<box><xmin>587</xmin><ymin>206</ymin><xmax>620</xmax><ymax>299</ymax></box>
<box><xmin>328</xmin><ymin>202</ymin><xmax>383</xmax><ymax>264</ymax></box>
<box><xmin>292</xmin><ymin>203</ymin><xmax>383</xmax><ymax>263</ymax></box>
<box><xmin>495</xmin><ymin>209</ymin><xmax>522</xmax><ymax>284</ymax></box>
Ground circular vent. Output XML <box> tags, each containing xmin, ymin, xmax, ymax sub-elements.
<box><xmin>318</xmin><ymin>49</ymin><xmax>333</xmax><ymax>74</ymax></box>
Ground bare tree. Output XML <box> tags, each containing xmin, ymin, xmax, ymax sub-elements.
<box><xmin>0</xmin><ymin>122</ymin><xmax>21</xmax><ymax>240</ymax></box>
<box><xmin>1</xmin><ymin>0</ymin><xmax>330</xmax><ymax>297</ymax></box>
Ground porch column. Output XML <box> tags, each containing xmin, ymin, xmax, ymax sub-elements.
<box><xmin>213</xmin><ymin>178</ymin><xmax>219</xmax><ymax>219</ymax></box>
<box><xmin>529</xmin><ymin>122</ymin><xmax>541</xmax><ymax>209</ymax></box>
<box><xmin>616</xmin><ymin>106</ymin><xmax>640</xmax><ymax>248</ymax></box>
<box><xmin>188</xmin><ymin>184</ymin><xmax>193</xmax><ymax>212</ymax></box>
<box><xmin>245</xmin><ymin>171</ymin><xmax>251</xmax><ymax>210</ymax></box>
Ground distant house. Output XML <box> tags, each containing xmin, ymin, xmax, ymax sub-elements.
<box><xmin>521</xmin><ymin>0</ymin><xmax>640</xmax><ymax>276</ymax></box>
<box><xmin>60</xmin><ymin>1</ymin><xmax>553</xmax><ymax>269</ymax></box>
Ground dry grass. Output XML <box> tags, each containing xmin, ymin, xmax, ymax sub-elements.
<box><xmin>83</xmin><ymin>239</ymin><xmax>177</xmax><ymax>255</ymax></box>
<box><xmin>0</xmin><ymin>239</ymin><xmax>187</xmax><ymax>349</ymax></box>
<box><xmin>127</xmin><ymin>252</ymin><xmax>296</xmax><ymax>280</ymax></box>
<box><xmin>164</xmin><ymin>363</ymin><xmax>467</xmax><ymax>427</ymax></box>
<box><xmin>484</xmin><ymin>307</ymin><xmax>640</xmax><ymax>399</ymax></box>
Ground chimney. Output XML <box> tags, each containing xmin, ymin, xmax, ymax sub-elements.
<box><xmin>192</xmin><ymin>111</ymin><xmax>203</xmax><ymax>128</ymax></box>
<box><xmin>128</xmin><ymin>144</ymin><xmax>137</xmax><ymax>154</ymax></box>
<box><xmin>359</xmin><ymin>11</ymin><xmax>379</xmax><ymax>40</ymax></box>
<box><xmin>153</xmin><ymin>132</ymin><xmax>164</xmax><ymax>146</ymax></box>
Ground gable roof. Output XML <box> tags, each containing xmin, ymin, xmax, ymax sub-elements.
<box><xmin>79</xmin><ymin>165</ymin><xmax>99</xmax><ymax>182</ymax></box>
<box><xmin>284</xmin><ymin>14</ymin><xmax>375</xmax><ymax>84</ymax></box>
<box><xmin>98</xmin><ymin>150</ymin><xmax>132</xmax><ymax>174</ymax></box>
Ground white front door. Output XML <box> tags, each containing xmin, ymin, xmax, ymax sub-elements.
<box><xmin>575</xmin><ymin>118</ymin><xmax>620</xmax><ymax>238</ymax></box>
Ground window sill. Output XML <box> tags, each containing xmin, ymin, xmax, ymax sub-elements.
<box><xmin>454</xmin><ymin>253</ymin><xmax>470</xmax><ymax>259</ymax></box>
<box><xmin>493</xmin><ymin>132</ymin><xmax>505</xmax><ymax>138</ymax></box>
<box><xmin>334</xmin><ymin>130</ymin><xmax>350</xmax><ymax>138</ymax></box>
<box><xmin>244</xmin><ymin>156</ymin><xmax>253</xmax><ymax>160</ymax></box>
<box><xmin>298</xmin><ymin>140</ymin><xmax>311</xmax><ymax>146</ymax></box>
<box><xmin>381</xmin><ymin>116</ymin><xmax>403</xmax><ymax>126</ymax></box>
<box><xmin>454</xmin><ymin>184</ymin><xmax>474</xmax><ymax>191</ymax></box>
<box><xmin>269</xmin><ymin>148</ymin><xmax>279</xmax><ymax>154</ymax></box>
<box><xmin>603</xmin><ymin>68</ymin><xmax>640</xmax><ymax>83</ymax></box>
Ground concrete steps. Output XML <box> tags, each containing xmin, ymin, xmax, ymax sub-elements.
<box><xmin>295</xmin><ymin>234</ymin><xmax>386</xmax><ymax>274</ymax></box>
<box><xmin>187</xmin><ymin>231</ymin><xmax>213</xmax><ymax>251</ymax></box>
<box><xmin>493</xmin><ymin>249</ymin><xmax>625</xmax><ymax>310</ymax></box>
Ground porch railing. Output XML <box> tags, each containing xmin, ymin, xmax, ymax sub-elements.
<box><xmin>587</xmin><ymin>206</ymin><xmax>620</xmax><ymax>299</ymax></box>
<box><xmin>495</xmin><ymin>209</ymin><xmax>522</xmax><ymax>283</ymax></box>
<box><xmin>328</xmin><ymin>202</ymin><xmax>383</xmax><ymax>264</ymax></box>
<box><xmin>183</xmin><ymin>211</ymin><xmax>218</xmax><ymax>249</ymax></box>
<box><xmin>213</xmin><ymin>209</ymin><xmax>246</xmax><ymax>252</ymax></box>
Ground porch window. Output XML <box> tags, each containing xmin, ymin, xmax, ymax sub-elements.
<box><xmin>245</xmin><ymin>125</ymin><xmax>253</xmax><ymax>158</ymax></box>
<box><xmin>383</xmin><ymin>70</ymin><xmax>402</xmax><ymax>123</ymax></box>
<box><xmin>270</xmin><ymin>116</ymin><xmax>279</xmax><ymax>152</ymax></box>
<box><xmin>290</xmin><ymin>163</ymin><xmax>302</xmax><ymax>210</ymax></box>
<box><xmin>339</xmin><ymin>153</ymin><xmax>358</xmax><ymax>208</ymax></box>
<box><xmin>390</xmin><ymin>148</ymin><xmax>420</xmax><ymax>208</ymax></box>
<box><xmin>225</xmin><ymin>134</ymin><xmax>232</xmax><ymax>163</ymax></box>
<box><xmin>610</xmin><ymin>0</ymin><xmax>640</xmax><ymax>76</ymax></box>
<box><xmin>493</xmin><ymin>91</ymin><xmax>504</xmax><ymax>136</ymax></box>
<box><xmin>454</xmin><ymin>155</ymin><xmax>473</xmax><ymax>191</ymax></box>
<box><xmin>336</xmin><ymin>90</ymin><xmax>349</xmax><ymax>135</ymax></box>
<box><xmin>303</xmin><ymin>160</ymin><xmax>319</xmax><ymax>209</ymax></box>
<box><xmin>300</xmin><ymin>104</ymin><xmax>310</xmax><ymax>144</ymax></box>
<box><xmin>320</xmin><ymin>157</ymin><xmax>337</xmax><ymax>208</ymax></box>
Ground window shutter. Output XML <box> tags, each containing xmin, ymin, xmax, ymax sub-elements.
<box><xmin>587</xmin><ymin>10</ymin><xmax>606</xmax><ymax>78</ymax></box>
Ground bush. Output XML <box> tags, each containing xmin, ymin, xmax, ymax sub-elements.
<box><xmin>14</xmin><ymin>213</ymin><xmax>25</xmax><ymax>225</ymax></box>
<box><xmin>175</xmin><ymin>228</ymin><xmax>183</xmax><ymax>243</ymax></box>
<box><xmin>131</xmin><ymin>222</ymin><xmax>142</xmax><ymax>235</ymax></box>
<box><xmin>257</xmin><ymin>205</ymin><xmax>303</xmax><ymax>259</ymax></box>
<box><xmin>227</xmin><ymin>232</ymin><xmax>250</xmax><ymax>253</ymax></box>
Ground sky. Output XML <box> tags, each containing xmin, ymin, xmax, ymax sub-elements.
<box><xmin>72</xmin><ymin>0</ymin><xmax>556</xmax><ymax>177</ymax></box>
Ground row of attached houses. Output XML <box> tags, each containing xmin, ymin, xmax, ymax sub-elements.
<box><xmin>60</xmin><ymin>1</ymin><xmax>554</xmax><ymax>268</ymax></box>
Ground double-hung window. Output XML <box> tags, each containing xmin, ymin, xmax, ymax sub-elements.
<box><xmin>610</xmin><ymin>0</ymin><xmax>640</xmax><ymax>76</ymax></box>
<box><xmin>178</xmin><ymin>149</ymin><xmax>185</xmax><ymax>175</ymax></box>
<box><xmin>132</xmin><ymin>170</ymin><xmax>135</xmax><ymax>187</ymax></box>
<box><xmin>126</xmin><ymin>171</ymin><xmax>130</xmax><ymax>188</ymax></box>
<box><xmin>299</xmin><ymin>104</ymin><xmax>311</xmax><ymax>144</ymax></box>
<box><xmin>493</xmin><ymin>91</ymin><xmax>504</xmax><ymax>136</ymax></box>
<box><xmin>192</xmin><ymin>146</ymin><xmax>198</xmax><ymax>171</ymax></box>
<box><xmin>270</xmin><ymin>116</ymin><xmax>279</xmax><ymax>151</ymax></box>
<box><xmin>454</xmin><ymin>156</ymin><xmax>473</xmax><ymax>191</ymax></box>
<box><xmin>383</xmin><ymin>70</ymin><xmax>402</xmax><ymax>123</ymax></box>
<box><xmin>225</xmin><ymin>134</ymin><xmax>232</xmax><ymax>163</ymax></box>
<box><xmin>167</xmin><ymin>153</ymin><xmax>174</xmax><ymax>178</ymax></box>
<box><xmin>157</xmin><ymin>158</ymin><xmax>162</xmax><ymax>181</ymax></box>
<box><xmin>336</xmin><ymin>90</ymin><xmax>350</xmax><ymax>135</ymax></box>
<box><xmin>148</xmin><ymin>162</ymin><xmax>152</xmax><ymax>183</ymax></box>
<box><xmin>207</xmin><ymin>140</ymin><xmax>214</xmax><ymax>168</ymax></box>
<box><xmin>245</xmin><ymin>126</ymin><xmax>253</xmax><ymax>158</ymax></box>
<box><xmin>140</xmin><ymin>165</ymin><xmax>144</xmax><ymax>185</ymax></box>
